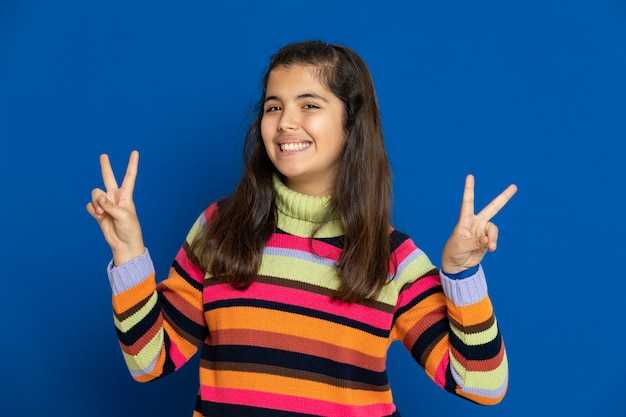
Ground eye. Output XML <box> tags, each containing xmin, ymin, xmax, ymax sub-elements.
<box><xmin>265</xmin><ymin>105</ymin><xmax>281</xmax><ymax>113</ymax></box>
<box><xmin>303</xmin><ymin>103</ymin><xmax>320</xmax><ymax>110</ymax></box>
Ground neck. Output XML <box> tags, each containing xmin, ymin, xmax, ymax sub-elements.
<box><xmin>273</xmin><ymin>174</ymin><xmax>342</xmax><ymax>238</ymax></box>
<box><xmin>283</xmin><ymin>171</ymin><xmax>337</xmax><ymax>197</ymax></box>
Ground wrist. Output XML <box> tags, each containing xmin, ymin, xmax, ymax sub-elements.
<box><xmin>112</xmin><ymin>244</ymin><xmax>145</xmax><ymax>266</ymax></box>
<box><xmin>441</xmin><ymin>265</ymin><xmax>479</xmax><ymax>280</ymax></box>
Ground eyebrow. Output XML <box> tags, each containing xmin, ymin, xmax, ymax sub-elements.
<box><xmin>264</xmin><ymin>92</ymin><xmax>329</xmax><ymax>103</ymax></box>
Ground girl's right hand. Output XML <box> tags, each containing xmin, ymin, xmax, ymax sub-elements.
<box><xmin>86</xmin><ymin>150</ymin><xmax>145</xmax><ymax>266</ymax></box>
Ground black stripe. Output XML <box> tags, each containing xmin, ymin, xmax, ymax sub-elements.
<box><xmin>443</xmin><ymin>361</ymin><xmax>487</xmax><ymax>405</ymax></box>
<box><xmin>410</xmin><ymin>317</ymin><xmax>449</xmax><ymax>361</ymax></box>
<box><xmin>161</xmin><ymin>332</ymin><xmax>176</xmax><ymax>376</ymax></box>
<box><xmin>116</xmin><ymin>293</ymin><xmax>207</xmax><ymax>348</ymax></box>
<box><xmin>201</xmin><ymin>344</ymin><xmax>389</xmax><ymax>387</ymax></box>
<box><xmin>448</xmin><ymin>325</ymin><xmax>503</xmax><ymax>361</ymax></box>
<box><xmin>160</xmin><ymin>292</ymin><xmax>208</xmax><ymax>342</ymax></box>
<box><xmin>444</xmin><ymin>361</ymin><xmax>458</xmax><ymax>394</ymax></box>
<box><xmin>275</xmin><ymin>227</ymin><xmax>345</xmax><ymax>248</ymax></box>
<box><xmin>389</xmin><ymin>229</ymin><xmax>410</xmax><ymax>253</ymax></box>
<box><xmin>116</xmin><ymin>299</ymin><xmax>161</xmax><ymax>345</ymax></box>
<box><xmin>391</xmin><ymin>284</ymin><xmax>443</xmax><ymax>328</ymax></box>
<box><xmin>172</xmin><ymin>258</ymin><xmax>203</xmax><ymax>292</ymax></box>
<box><xmin>205</xmin><ymin>298</ymin><xmax>389</xmax><ymax>338</ymax></box>
<box><xmin>313</xmin><ymin>234</ymin><xmax>344</xmax><ymax>249</ymax></box>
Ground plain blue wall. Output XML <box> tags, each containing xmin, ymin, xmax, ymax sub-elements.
<box><xmin>1</xmin><ymin>1</ymin><xmax>625</xmax><ymax>416</ymax></box>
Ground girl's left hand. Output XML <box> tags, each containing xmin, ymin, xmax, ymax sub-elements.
<box><xmin>441</xmin><ymin>174</ymin><xmax>517</xmax><ymax>274</ymax></box>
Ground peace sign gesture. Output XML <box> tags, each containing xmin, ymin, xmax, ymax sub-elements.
<box><xmin>86</xmin><ymin>151</ymin><xmax>145</xmax><ymax>266</ymax></box>
<box><xmin>441</xmin><ymin>174</ymin><xmax>517</xmax><ymax>274</ymax></box>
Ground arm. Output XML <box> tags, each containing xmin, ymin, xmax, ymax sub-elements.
<box><xmin>391</xmin><ymin>175</ymin><xmax>515</xmax><ymax>404</ymax></box>
<box><xmin>390</xmin><ymin>254</ymin><xmax>507</xmax><ymax>404</ymax></box>
<box><xmin>108</xmin><ymin>214</ymin><xmax>209</xmax><ymax>382</ymax></box>
<box><xmin>87</xmin><ymin>151</ymin><xmax>209</xmax><ymax>381</ymax></box>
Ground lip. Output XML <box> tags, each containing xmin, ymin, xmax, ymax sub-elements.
<box><xmin>276</xmin><ymin>135</ymin><xmax>310</xmax><ymax>144</ymax></box>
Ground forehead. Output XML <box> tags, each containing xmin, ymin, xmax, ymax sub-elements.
<box><xmin>265</xmin><ymin>65</ymin><xmax>328</xmax><ymax>96</ymax></box>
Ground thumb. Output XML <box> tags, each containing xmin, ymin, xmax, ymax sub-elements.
<box><xmin>96</xmin><ymin>194</ymin><xmax>143</xmax><ymax>247</ymax></box>
<box><xmin>97</xmin><ymin>195</ymin><xmax>133</xmax><ymax>221</ymax></box>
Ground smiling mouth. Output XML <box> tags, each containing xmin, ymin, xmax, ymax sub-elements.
<box><xmin>280</xmin><ymin>142</ymin><xmax>311</xmax><ymax>152</ymax></box>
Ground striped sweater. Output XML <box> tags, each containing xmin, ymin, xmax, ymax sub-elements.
<box><xmin>108</xmin><ymin>177</ymin><xmax>508</xmax><ymax>416</ymax></box>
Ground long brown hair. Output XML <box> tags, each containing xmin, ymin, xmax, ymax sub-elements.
<box><xmin>191</xmin><ymin>40</ymin><xmax>392</xmax><ymax>302</ymax></box>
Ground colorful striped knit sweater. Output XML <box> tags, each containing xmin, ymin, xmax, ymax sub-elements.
<box><xmin>107</xmin><ymin>177</ymin><xmax>508</xmax><ymax>416</ymax></box>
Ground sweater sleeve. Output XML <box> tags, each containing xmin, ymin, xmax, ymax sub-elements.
<box><xmin>107</xmin><ymin>206</ymin><xmax>214</xmax><ymax>382</ymax></box>
<box><xmin>390</xmin><ymin>241</ymin><xmax>508</xmax><ymax>405</ymax></box>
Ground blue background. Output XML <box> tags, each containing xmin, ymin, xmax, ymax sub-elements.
<box><xmin>1</xmin><ymin>1</ymin><xmax>625</xmax><ymax>416</ymax></box>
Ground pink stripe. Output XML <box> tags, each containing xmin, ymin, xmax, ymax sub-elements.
<box><xmin>390</xmin><ymin>239</ymin><xmax>422</xmax><ymax>275</ymax></box>
<box><xmin>204</xmin><ymin>281</ymin><xmax>393</xmax><ymax>330</ymax></box>
<box><xmin>200</xmin><ymin>385</ymin><xmax>396</xmax><ymax>416</ymax></box>
<box><xmin>175</xmin><ymin>247</ymin><xmax>205</xmax><ymax>283</ymax></box>
<box><xmin>170</xmin><ymin>204</ymin><xmax>218</xmax><ymax>284</ymax></box>
<box><xmin>203</xmin><ymin>203</ymin><xmax>219</xmax><ymax>222</ymax></box>
<box><xmin>267</xmin><ymin>233</ymin><xmax>342</xmax><ymax>261</ymax></box>
<box><xmin>434</xmin><ymin>351</ymin><xmax>450</xmax><ymax>388</ymax></box>
<box><xmin>169</xmin><ymin>340</ymin><xmax>187</xmax><ymax>370</ymax></box>
<box><xmin>172</xmin><ymin>204</ymin><xmax>219</xmax><ymax>285</ymax></box>
<box><xmin>395</xmin><ymin>274</ymin><xmax>442</xmax><ymax>310</ymax></box>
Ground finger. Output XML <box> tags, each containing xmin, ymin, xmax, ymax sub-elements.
<box><xmin>90</xmin><ymin>188</ymin><xmax>107</xmax><ymax>215</ymax></box>
<box><xmin>484</xmin><ymin>222</ymin><xmax>499</xmax><ymax>251</ymax></box>
<box><xmin>120</xmin><ymin>150</ymin><xmax>139</xmax><ymax>194</ymax></box>
<box><xmin>459</xmin><ymin>174</ymin><xmax>475</xmax><ymax>219</ymax></box>
<box><xmin>94</xmin><ymin>195</ymin><xmax>136</xmax><ymax>232</ymax></box>
<box><xmin>86</xmin><ymin>200</ymin><xmax>107</xmax><ymax>223</ymax></box>
<box><xmin>477</xmin><ymin>183</ymin><xmax>518</xmax><ymax>221</ymax></box>
<box><xmin>99</xmin><ymin>154</ymin><xmax>119</xmax><ymax>192</ymax></box>
<box><xmin>97</xmin><ymin>194</ymin><xmax>124</xmax><ymax>218</ymax></box>
<box><xmin>86</xmin><ymin>202</ymin><xmax>99</xmax><ymax>219</ymax></box>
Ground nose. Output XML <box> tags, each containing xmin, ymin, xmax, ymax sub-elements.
<box><xmin>278</xmin><ymin>106</ymin><xmax>298</xmax><ymax>132</ymax></box>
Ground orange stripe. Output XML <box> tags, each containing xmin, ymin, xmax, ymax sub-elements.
<box><xmin>391</xmin><ymin>291</ymin><xmax>447</xmax><ymax>342</ymax></box>
<box><xmin>206</xmin><ymin>306</ymin><xmax>385</xmax><ymax>354</ymax></box>
<box><xmin>402</xmin><ymin>305</ymin><xmax>447</xmax><ymax>349</ymax></box>
<box><xmin>423</xmin><ymin>334</ymin><xmax>450</xmax><ymax>379</ymax></box>
<box><xmin>112</xmin><ymin>273</ymin><xmax>157</xmax><ymax>313</ymax></box>
<box><xmin>162</xmin><ymin>320</ymin><xmax>198</xmax><ymax>358</ymax></box>
<box><xmin>159</xmin><ymin>267</ymin><xmax>204</xmax><ymax>312</ymax></box>
<box><xmin>132</xmin><ymin>348</ymin><xmax>167</xmax><ymax>382</ymax></box>
<box><xmin>160</xmin><ymin>286</ymin><xmax>205</xmax><ymax>327</ymax></box>
<box><xmin>447</xmin><ymin>296</ymin><xmax>494</xmax><ymax>326</ymax></box>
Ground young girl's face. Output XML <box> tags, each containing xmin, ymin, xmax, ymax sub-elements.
<box><xmin>261</xmin><ymin>64</ymin><xmax>346</xmax><ymax>196</ymax></box>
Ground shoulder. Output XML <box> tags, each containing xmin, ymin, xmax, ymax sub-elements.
<box><xmin>389</xmin><ymin>227</ymin><xmax>422</xmax><ymax>258</ymax></box>
<box><xmin>388</xmin><ymin>227</ymin><xmax>437</xmax><ymax>284</ymax></box>
<box><xmin>389</xmin><ymin>228</ymin><xmax>411</xmax><ymax>251</ymax></box>
<box><xmin>183</xmin><ymin>201</ymin><xmax>222</xmax><ymax>244</ymax></box>
<box><xmin>201</xmin><ymin>201</ymin><xmax>221</xmax><ymax>222</ymax></box>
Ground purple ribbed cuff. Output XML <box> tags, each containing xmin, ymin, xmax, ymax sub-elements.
<box><xmin>107</xmin><ymin>248</ymin><xmax>154</xmax><ymax>295</ymax></box>
<box><xmin>440</xmin><ymin>264</ymin><xmax>488</xmax><ymax>306</ymax></box>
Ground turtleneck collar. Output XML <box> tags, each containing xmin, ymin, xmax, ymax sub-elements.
<box><xmin>273</xmin><ymin>174</ymin><xmax>343</xmax><ymax>238</ymax></box>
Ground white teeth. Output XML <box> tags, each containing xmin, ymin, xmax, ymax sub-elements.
<box><xmin>280</xmin><ymin>142</ymin><xmax>310</xmax><ymax>152</ymax></box>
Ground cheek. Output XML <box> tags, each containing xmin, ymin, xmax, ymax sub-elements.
<box><xmin>330</xmin><ymin>118</ymin><xmax>347</xmax><ymax>148</ymax></box>
<box><xmin>260</xmin><ymin>120</ymin><xmax>272</xmax><ymax>147</ymax></box>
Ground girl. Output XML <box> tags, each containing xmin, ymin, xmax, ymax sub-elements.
<box><xmin>87</xmin><ymin>40</ymin><xmax>517</xmax><ymax>417</ymax></box>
